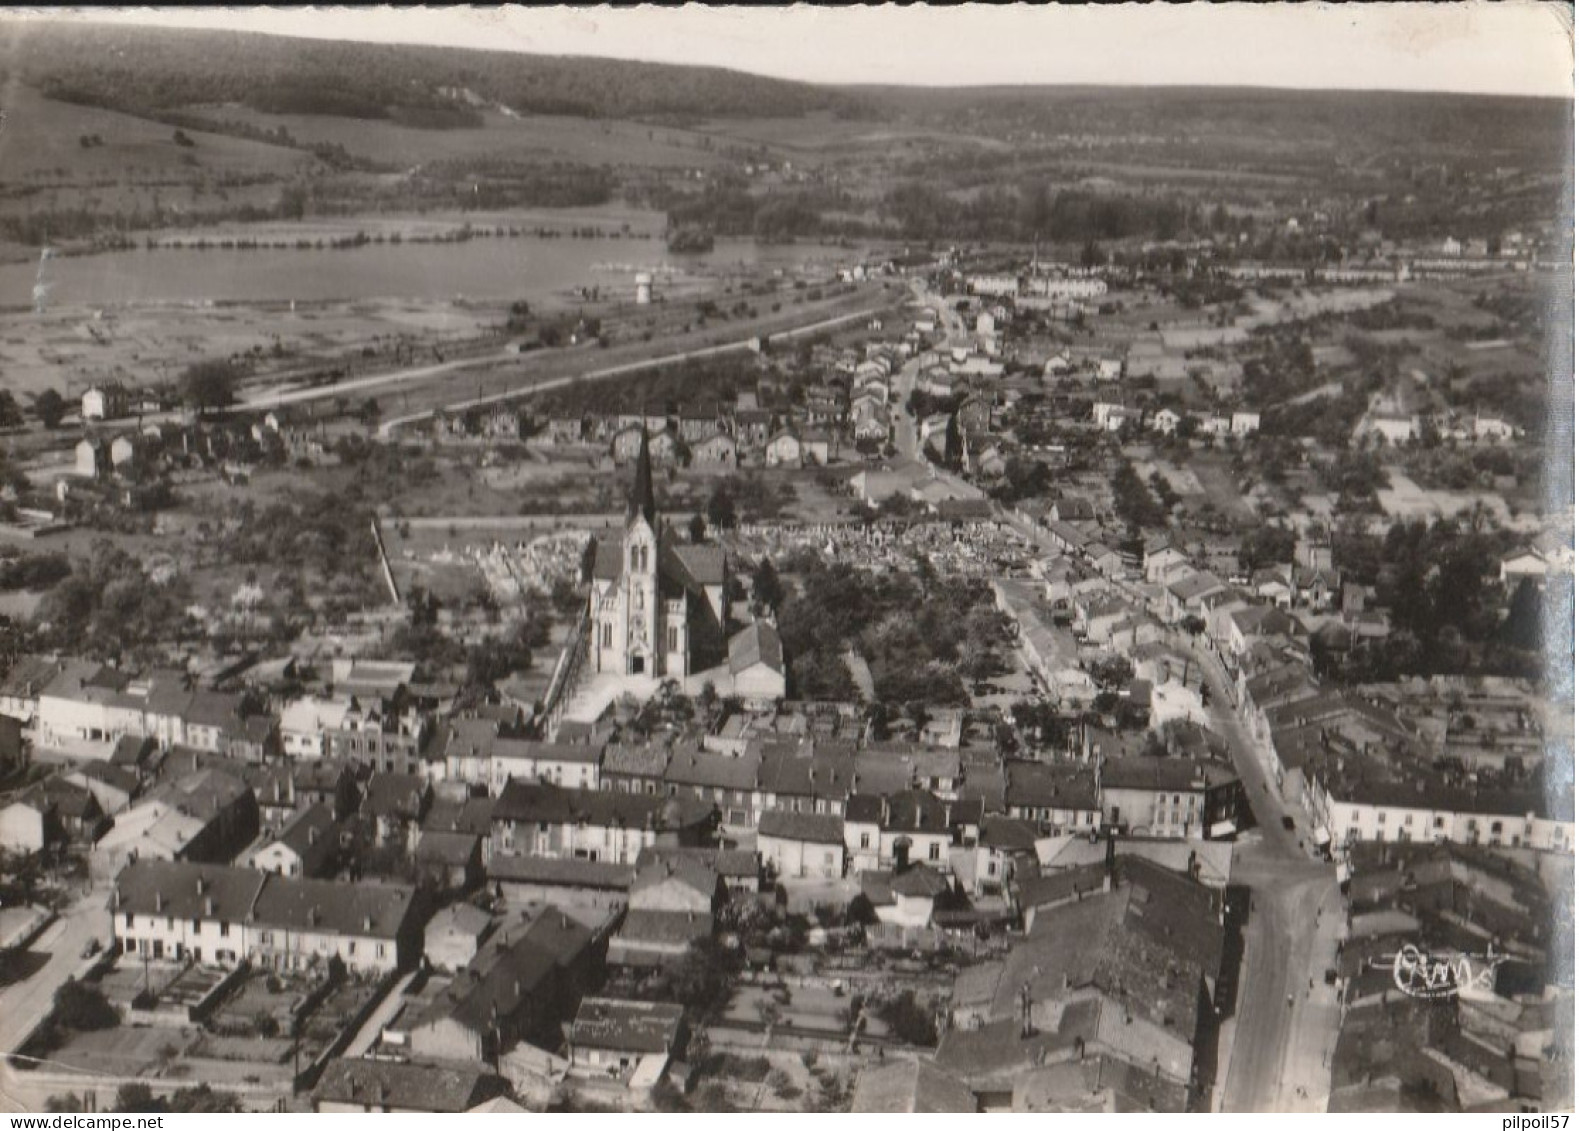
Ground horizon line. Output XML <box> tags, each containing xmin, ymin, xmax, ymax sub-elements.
<box><xmin>6</xmin><ymin>6</ymin><xmax>1571</xmax><ymax>101</ymax></box>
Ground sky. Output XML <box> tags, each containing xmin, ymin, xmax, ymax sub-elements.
<box><xmin>18</xmin><ymin>2</ymin><xmax>1576</xmax><ymax>98</ymax></box>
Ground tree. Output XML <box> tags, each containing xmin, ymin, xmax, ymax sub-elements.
<box><xmin>179</xmin><ymin>360</ymin><xmax>236</xmax><ymax>414</ymax></box>
<box><xmin>165</xmin><ymin>1085</ymin><xmax>242</xmax><ymax>1113</ymax></box>
<box><xmin>706</xmin><ymin>483</ymin><xmax>737</xmax><ymax>530</ymax></box>
<box><xmin>942</xmin><ymin>411</ymin><xmax>963</xmax><ymax>469</ymax></box>
<box><xmin>750</xmin><ymin>558</ymin><xmax>784</xmax><ymax>614</ymax></box>
<box><xmin>113</xmin><ymin>1084</ymin><xmax>159</xmax><ymax>1113</ymax></box>
<box><xmin>52</xmin><ymin>979</ymin><xmax>119</xmax><ymax>1032</ymax></box>
<box><xmin>277</xmin><ymin>182</ymin><xmax>308</xmax><ymax>221</ymax></box>
<box><xmin>875</xmin><ymin>990</ymin><xmax>938</xmax><ymax>1047</ymax></box>
<box><xmin>0</xmin><ymin>390</ymin><xmax>23</xmax><ymax>429</ymax></box>
<box><xmin>688</xmin><ymin>513</ymin><xmax>707</xmax><ymax>544</ymax></box>
<box><xmin>32</xmin><ymin>389</ymin><xmax>68</xmax><ymax>429</ymax></box>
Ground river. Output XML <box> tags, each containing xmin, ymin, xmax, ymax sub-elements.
<box><xmin>3</xmin><ymin>235</ymin><xmax>860</xmax><ymax>309</ymax></box>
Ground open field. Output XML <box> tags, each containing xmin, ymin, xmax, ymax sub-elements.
<box><xmin>182</xmin><ymin>104</ymin><xmax>732</xmax><ymax>170</ymax></box>
<box><xmin>0</xmin><ymin>296</ymin><xmax>498</xmax><ymax>402</ymax></box>
<box><xmin>0</xmin><ymin>83</ymin><xmax>308</xmax><ymax>185</ymax></box>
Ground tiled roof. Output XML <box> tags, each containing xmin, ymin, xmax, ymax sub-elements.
<box><xmin>414</xmin><ymin>830</ymin><xmax>481</xmax><ymax>866</ymax></box>
<box><xmin>851</xmin><ymin>1059</ymin><xmax>977</xmax><ymax>1113</ymax></box>
<box><xmin>601</xmin><ymin>742</ymin><xmax>671</xmax><ymax>778</ymax></box>
<box><xmin>728</xmin><ymin>621</ymin><xmax>785</xmax><ymax>676</ymax></box>
<box><xmin>1004</xmin><ymin>760</ymin><xmax>1099</xmax><ymax>810</ymax></box>
<box><xmin>494</xmin><ymin>780</ymin><xmax>708</xmax><ymax>831</ymax></box>
<box><xmin>487</xmin><ymin>854</ymin><xmax>633</xmax><ymax>890</ymax></box>
<box><xmin>1100</xmin><ymin>756</ymin><xmax>1237</xmax><ymax>793</ymax></box>
<box><xmin>312</xmin><ymin>1057</ymin><xmax>506</xmax><ymax>1113</ymax></box>
<box><xmin>251</xmin><ymin>874</ymin><xmax>418</xmax><ymax>939</ymax></box>
<box><xmin>569</xmin><ymin>997</ymin><xmax>684</xmax><ymax>1055</ymax></box>
<box><xmin>757</xmin><ymin>808</ymin><xmax>844</xmax><ymax>845</ymax></box>
<box><xmin>615</xmin><ymin>908</ymin><xmax>712</xmax><ymax>946</ymax></box>
<box><xmin>112</xmin><ymin>859</ymin><xmax>265</xmax><ymax>922</ymax></box>
<box><xmin>410</xmin><ymin>909</ymin><xmax>593</xmax><ymax>1036</ymax></box>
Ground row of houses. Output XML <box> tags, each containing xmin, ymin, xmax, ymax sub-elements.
<box><xmin>1095</xmin><ymin>402</ymin><xmax>1262</xmax><ymax>438</ymax></box>
<box><xmin>2</xmin><ymin>658</ymin><xmax>269</xmax><ymax>759</ymax></box>
<box><xmin>1230</xmin><ymin>637</ymin><xmax>1574</xmax><ymax>858</ymax></box>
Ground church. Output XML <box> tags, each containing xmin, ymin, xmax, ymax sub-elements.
<box><xmin>587</xmin><ymin>430</ymin><xmax>729</xmax><ymax>679</ymax></box>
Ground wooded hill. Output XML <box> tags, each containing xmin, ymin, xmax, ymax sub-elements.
<box><xmin>0</xmin><ymin>19</ymin><xmax>870</xmax><ymax>123</ymax></box>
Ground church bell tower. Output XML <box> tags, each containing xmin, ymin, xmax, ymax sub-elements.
<box><xmin>622</xmin><ymin>429</ymin><xmax>660</xmax><ymax>676</ymax></box>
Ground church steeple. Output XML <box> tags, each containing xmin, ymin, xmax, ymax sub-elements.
<box><xmin>628</xmin><ymin>426</ymin><xmax>657</xmax><ymax>528</ymax></box>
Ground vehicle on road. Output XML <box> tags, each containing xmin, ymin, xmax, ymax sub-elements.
<box><xmin>80</xmin><ymin>938</ymin><xmax>100</xmax><ymax>959</ymax></box>
<box><xmin>1281</xmin><ymin>815</ymin><xmax>1296</xmax><ymax>831</ymax></box>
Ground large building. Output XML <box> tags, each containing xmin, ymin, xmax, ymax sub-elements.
<box><xmin>588</xmin><ymin>430</ymin><xmax>728</xmax><ymax>679</ymax></box>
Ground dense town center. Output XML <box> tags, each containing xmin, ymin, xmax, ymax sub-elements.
<box><xmin>0</xmin><ymin>13</ymin><xmax>1571</xmax><ymax>1117</ymax></box>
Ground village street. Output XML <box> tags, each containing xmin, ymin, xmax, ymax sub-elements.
<box><xmin>1191</xmin><ymin>642</ymin><xmax>1345</xmax><ymax>1112</ymax></box>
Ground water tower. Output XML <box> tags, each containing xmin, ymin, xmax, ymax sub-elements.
<box><xmin>634</xmin><ymin>272</ymin><xmax>653</xmax><ymax>305</ymax></box>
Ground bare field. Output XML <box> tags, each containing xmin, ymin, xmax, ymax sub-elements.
<box><xmin>181</xmin><ymin>104</ymin><xmax>729</xmax><ymax>170</ymax></box>
<box><xmin>0</xmin><ymin>85</ymin><xmax>309</xmax><ymax>183</ymax></box>
<box><xmin>0</xmin><ymin>297</ymin><xmax>501</xmax><ymax>401</ymax></box>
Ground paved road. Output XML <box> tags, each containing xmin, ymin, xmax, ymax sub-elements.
<box><xmin>375</xmin><ymin>302</ymin><xmax>893</xmax><ymax>437</ymax></box>
<box><xmin>246</xmin><ymin>349</ymin><xmax>510</xmax><ymax>413</ymax></box>
<box><xmin>0</xmin><ymin>890</ymin><xmax>108</xmax><ymax>1058</ymax></box>
<box><xmin>0</xmin><ymin>887</ymin><xmax>111</xmax><ymax>1112</ymax></box>
<box><xmin>1191</xmin><ymin>642</ymin><xmax>1344</xmax><ymax>1112</ymax></box>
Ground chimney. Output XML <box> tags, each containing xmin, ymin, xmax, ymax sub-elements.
<box><xmin>363</xmin><ymin>914</ymin><xmax>373</xmax><ymax>931</ymax></box>
<box><xmin>155</xmin><ymin>890</ymin><xmax>163</xmax><ymax>913</ymax></box>
<box><xmin>309</xmin><ymin>904</ymin><xmax>320</xmax><ymax>927</ymax></box>
<box><xmin>309</xmin><ymin>826</ymin><xmax>319</xmax><ymax>845</ymax></box>
<box><xmin>204</xmin><ymin>896</ymin><xmax>215</xmax><ymax>916</ymax></box>
<box><xmin>196</xmin><ymin>877</ymin><xmax>207</xmax><ymax>895</ymax></box>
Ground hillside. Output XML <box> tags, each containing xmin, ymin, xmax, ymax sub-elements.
<box><xmin>0</xmin><ymin>19</ymin><xmax>1567</xmax><ymax>257</ymax></box>
<box><xmin>0</xmin><ymin>19</ymin><xmax>870</xmax><ymax>122</ymax></box>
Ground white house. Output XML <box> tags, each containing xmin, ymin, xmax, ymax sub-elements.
<box><xmin>0</xmin><ymin>796</ymin><xmax>49</xmax><ymax>853</ymax></box>
<box><xmin>1230</xmin><ymin>411</ymin><xmax>1261</xmax><ymax>436</ymax></box>
<box><xmin>278</xmin><ymin>697</ymin><xmax>354</xmax><ymax>759</ymax></box>
<box><xmin>1365</xmin><ymin>414</ymin><xmax>1420</xmax><ymax>445</ymax></box>
<box><xmin>1473</xmin><ymin>415</ymin><xmax>1519</xmax><ymax>443</ymax></box>
<box><xmin>110</xmin><ymin>859</ymin><xmax>420</xmax><ymax>972</ymax></box>
<box><xmin>1499</xmin><ymin>549</ymin><xmax>1550</xmax><ymax>587</ymax></box>
<box><xmin>764</xmin><ymin>430</ymin><xmax>803</xmax><ymax>469</ymax></box>
<box><xmin>756</xmin><ymin>810</ymin><xmax>845</xmax><ymax>880</ymax></box>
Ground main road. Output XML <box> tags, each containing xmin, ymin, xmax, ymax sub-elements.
<box><xmin>0</xmin><ymin>885</ymin><xmax>111</xmax><ymax>1112</ymax></box>
<box><xmin>986</xmin><ymin>466</ymin><xmax>1345</xmax><ymax>1112</ymax></box>
<box><xmin>1190</xmin><ymin>638</ymin><xmax>1344</xmax><ymax>1113</ymax></box>
<box><xmin>376</xmin><ymin>301</ymin><xmax>892</xmax><ymax>436</ymax></box>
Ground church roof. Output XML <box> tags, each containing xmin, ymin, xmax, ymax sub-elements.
<box><xmin>729</xmin><ymin>622</ymin><xmax>784</xmax><ymax>675</ymax></box>
<box><xmin>628</xmin><ymin>427</ymin><xmax>657</xmax><ymax>528</ymax></box>
<box><xmin>668</xmin><ymin>544</ymin><xmax>726</xmax><ymax>587</ymax></box>
<box><xmin>592</xmin><ymin>541</ymin><xmax>625</xmax><ymax>582</ymax></box>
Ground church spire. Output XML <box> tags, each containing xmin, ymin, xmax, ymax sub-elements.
<box><xmin>628</xmin><ymin>425</ymin><xmax>657</xmax><ymax>528</ymax></box>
